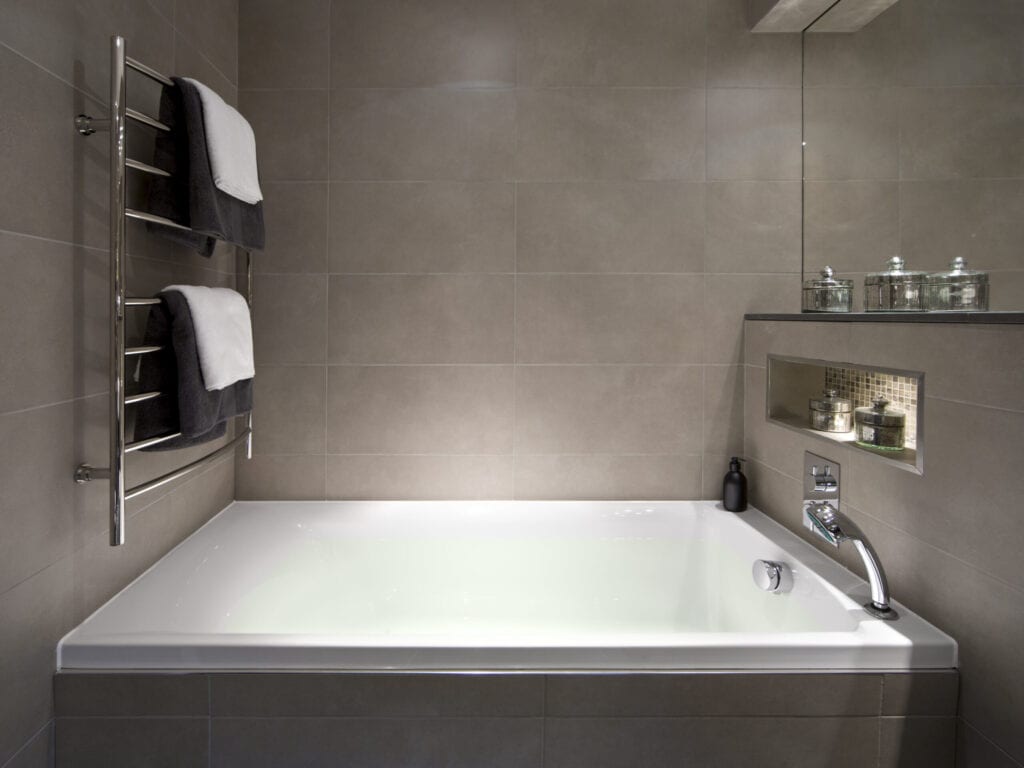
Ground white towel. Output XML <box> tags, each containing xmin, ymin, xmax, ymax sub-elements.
<box><xmin>164</xmin><ymin>285</ymin><xmax>255</xmax><ymax>391</ymax></box>
<box><xmin>182</xmin><ymin>78</ymin><xmax>263</xmax><ymax>205</ymax></box>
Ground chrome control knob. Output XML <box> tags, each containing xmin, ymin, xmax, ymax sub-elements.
<box><xmin>752</xmin><ymin>559</ymin><xmax>788</xmax><ymax>593</ymax></box>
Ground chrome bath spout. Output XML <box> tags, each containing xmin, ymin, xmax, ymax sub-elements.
<box><xmin>805</xmin><ymin>502</ymin><xmax>898</xmax><ymax>621</ymax></box>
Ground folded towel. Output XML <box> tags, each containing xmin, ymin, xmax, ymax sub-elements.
<box><xmin>183</xmin><ymin>77</ymin><xmax>263</xmax><ymax>205</ymax></box>
<box><xmin>146</xmin><ymin>78</ymin><xmax>265</xmax><ymax>256</ymax></box>
<box><xmin>163</xmin><ymin>285</ymin><xmax>254</xmax><ymax>391</ymax></box>
<box><xmin>134</xmin><ymin>290</ymin><xmax>253</xmax><ymax>451</ymax></box>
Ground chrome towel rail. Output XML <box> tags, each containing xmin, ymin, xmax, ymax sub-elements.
<box><xmin>73</xmin><ymin>36</ymin><xmax>253</xmax><ymax>546</ymax></box>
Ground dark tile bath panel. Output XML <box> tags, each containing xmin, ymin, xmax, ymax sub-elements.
<box><xmin>55</xmin><ymin>717</ymin><xmax>208</xmax><ymax>768</ymax></box>
<box><xmin>881</xmin><ymin>671</ymin><xmax>959</xmax><ymax>716</ymax></box>
<box><xmin>879</xmin><ymin>717</ymin><xmax>956</xmax><ymax>768</ymax></box>
<box><xmin>55</xmin><ymin>673</ymin><xmax>209</xmax><ymax>717</ymax></box>
<box><xmin>210</xmin><ymin>717</ymin><xmax>543</xmax><ymax>768</ymax></box>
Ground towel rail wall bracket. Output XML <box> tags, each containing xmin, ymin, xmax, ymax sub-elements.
<box><xmin>73</xmin><ymin>35</ymin><xmax>253</xmax><ymax>546</ymax></box>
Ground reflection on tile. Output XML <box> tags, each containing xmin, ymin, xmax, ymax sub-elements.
<box><xmin>516</xmin><ymin>182</ymin><xmax>704</xmax><ymax>274</ymax></box>
<box><xmin>517</xmin><ymin>0</ymin><xmax>706</xmax><ymax>86</ymax></box>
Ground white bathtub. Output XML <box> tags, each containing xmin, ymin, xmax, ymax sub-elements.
<box><xmin>57</xmin><ymin>500</ymin><xmax>956</xmax><ymax>671</ymax></box>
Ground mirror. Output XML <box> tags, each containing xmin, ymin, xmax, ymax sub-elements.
<box><xmin>801</xmin><ymin>0</ymin><xmax>1024</xmax><ymax>312</ymax></box>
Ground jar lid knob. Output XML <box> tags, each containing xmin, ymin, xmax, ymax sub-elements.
<box><xmin>951</xmin><ymin>256</ymin><xmax>967</xmax><ymax>272</ymax></box>
<box><xmin>872</xmin><ymin>396</ymin><xmax>890</xmax><ymax>411</ymax></box>
<box><xmin>824</xmin><ymin>388</ymin><xmax>838</xmax><ymax>397</ymax></box>
<box><xmin>887</xmin><ymin>256</ymin><xmax>905</xmax><ymax>272</ymax></box>
<box><xmin>821</xmin><ymin>266</ymin><xmax>834</xmax><ymax>279</ymax></box>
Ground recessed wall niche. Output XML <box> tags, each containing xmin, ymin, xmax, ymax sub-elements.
<box><xmin>766</xmin><ymin>355</ymin><xmax>924</xmax><ymax>474</ymax></box>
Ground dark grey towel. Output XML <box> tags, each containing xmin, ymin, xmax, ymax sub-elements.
<box><xmin>146</xmin><ymin>78</ymin><xmax>265</xmax><ymax>256</ymax></box>
<box><xmin>133</xmin><ymin>290</ymin><xmax>253</xmax><ymax>451</ymax></box>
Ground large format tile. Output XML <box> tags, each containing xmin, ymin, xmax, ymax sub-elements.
<box><xmin>234</xmin><ymin>454</ymin><xmax>325</xmax><ymax>500</ymax></box>
<box><xmin>706</xmin><ymin>0</ymin><xmax>801</xmax><ymax>87</ymax></box>
<box><xmin>707</xmin><ymin>88</ymin><xmax>802</xmax><ymax>180</ymax></box>
<box><xmin>879</xmin><ymin>717</ymin><xmax>956</xmax><ymax>768</ymax></box>
<box><xmin>325</xmin><ymin>454</ymin><xmax>514</xmax><ymax>499</ymax></box>
<box><xmin>957</xmin><ymin>719</ymin><xmax>1024</xmax><ymax>768</ymax></box>
<box><xmin>255</xmin><ymin>183</ymin><xmax>328</xmax><ymax>274</ymax></box>
<box><xmin>513</xmin><ymin>454</ymin><xmax>702</xmax><ymax>500</ymax></box>
<box><xmin>55</xmin><ymin>717</ymin><xmax>208</xmax><ymax>768</ymax></box>
<box><xmin>517</xmin><ymin>0</ymin><xmax>705</xmax><ymax>86</ymax></box>
<box><xmin>515</xmin><ymin>275</ymin><xmax>703</xmax><ymax>364</ymax></box>
<box><xmin>804</xmin><ymin>181</ymin><xmax>900</xmax><ymax>280</ymax></box>
<box><xmin>328</xmin><ymin>275</ymin><xmax>514</xmax><ymax>363</ymax></box>
<box><xmin>804</xmin><ymin>87</ymin><xmax>900</xmax><ymax>181</ymax></box>
<box><xmin>239</xmin><ymin>90</ymin><xmax>329</xmax><ymax>181</ymax></box>
<box><xmin>239</xmin><ymin>0</ymin><xmax>329</xmax><ymax>89</ymax></box>
<box><xmin>515</xmin><ymin>182</ymin><xmax>704</xmax><ymax>274</ymax></box>
<box><xmin>326</xmin><ymin>366</ymin><xmax>513</xmax><ymax>454</ymax></box>
<box><xmin>544</xmin><ymin>717</ymin><xmax>878</xmax><ymax>768</ymax></box>
<box><xmin>514</xmin><ymin>365</ymin><xmax>701</xmax><ymax>455</ymax></box>
<box><xmin>211</xmin><ymin>717</ymin><xmax>542</xmax><ymax>768</ymax></box>
<box><xmin>802</xmin><ymin>5</ymin><xmax>899</xmax><ymax>87</ymax></box>
<box><xmin>55</xmin><ymin>674</ymin><xmax>209</xmax><ymax>717</ymax></box>
<box><xmin>329</xmin><ymin>182</ymin><xmax>514</xmax><ymax>274</ymax></box>
<box><xmin>250</xmin><ymin>365</ymin><xmax>325</xmax><ymax>455</ymax></box>
<box><xmin>175</xmin><ymin>0</ymin><xmax>238</xmax><ymax>84</ymax></box>
<box><xmin>210</xmin><ymin>673</ymin><xmax>542</xmax><ymax>717</ymax></box>
<box><xmin>899</xmin><ymin>87</ymin><xmax>1024</xmax><ymax>180</ymax></box>
<box><xmin>704</xmin><ymin>275</ymin><xmax>800</xmax><ymax>364</ymax></box>
<box><xmin>252</xmin><ymin>275</ymin><xmax>327</xmax><ymax>364</ymax></box>
<box><xmin>881</xmin><ymin>672</ymin><xmax>959</xmax><ymax>716</ymax></box>
<box><xmin>705</xmin><ymin>182</ymin><xmax>801</xmax><ymax>274</ymax></box>
<box><xmin>331</xmin><ymin>89</ymin><xmax>515</xmax><ymax>180</ymax></box>
<box><xmin>899</xmin><ymin>179</ymin><xmax>1024</xmax><ymax>272</ymax></box>
<box><xmin>3</xmin><ymin>721</ymin><xmax>53</xmax><ymax>768</ymax></box>
<box><xmin>331</xmin><ymin>0</ymin><xmax>516</xmax><ymax>87</ymax></box>
<box><xmin>704</xmin><ymin>365</ymin><xmax>744</xmax><ymax>456</ymax></box>
<box><xmin>515</xmin><ymin>89</ymin><xmax>705</xmax><ymax>181</ymax></box>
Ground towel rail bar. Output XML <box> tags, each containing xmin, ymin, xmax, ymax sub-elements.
<box><xmin>73</xmin><ymin>35</ymin><xmax>253</xmax><ymax>546</ymax></box>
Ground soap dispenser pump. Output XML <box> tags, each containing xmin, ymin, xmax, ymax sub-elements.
<box><xmin>723</xmin><ymin>457</ymin><xmax>748</xmax><ymax>512</ymax></box>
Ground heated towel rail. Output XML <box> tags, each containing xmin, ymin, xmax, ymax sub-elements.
<box><xmin>73</xmin><ymin>36</ymin><xmax>253</xmax><ymax>546</ymax></box>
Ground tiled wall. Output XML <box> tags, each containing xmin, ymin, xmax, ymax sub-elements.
<box><xmin>0</xmin><ymin>2</ymin><xmax>239</xmax><ymax>766</ymax></box>
<box><xmin>235</xmin><ymin>0</ymin><xmax>804</xmax><ymax>502</ymax></box>
<box><xmin>802</xmin><ymin>0</ymin><xmax>1024</xmax><ymax>310</ymax></box>
<box><xmin>745</xmin><ymin>319</ymin><xmax>1024</xmax><ymax>768</ymax></box>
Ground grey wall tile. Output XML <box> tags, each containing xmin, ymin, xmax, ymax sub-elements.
<box><xmin>517</xmin><ymin>0</ymin><xmax>706</xmax><ymax>86</ymax></box>
<box><xmin>546</xmin><ymin>674</ymin><xmax>882</xmax><ymax>717</ymax></box>
<box><xmin>515</xmin><ymin>275</ymin><xmax>703</xmax><ymax>364</ymax></box>
<box><xmin>253</xmin><ymin>275</ymin><xmax>327</xmax><ymax>364</ymax></box>
<box><xmin>706</xmin><ymin>0</ymin><xmax>802</xmax><ymax>87</ymax></box>
<box><xmin>327</xmin><ymin>366</ymin><xmax>513</xmax><ymax>454</ymax></box>
<box><xmin>250</xmin><ymin>365</ymin><xmax>325</xmax><ymax>455</ymax></box>
<box><xmin>239</xmin><ymin>0</ymin><xmax>329</xmax><ymax>89</ymax></box>
<box><xmin>705</xmin><ymin>182</ymin><xmax>802</xmax><ymax>274</ymax></box>
<box><xmin>212</xmin><ymin>717</ymin><xmax>542</xmax><ymax>768</ymax></box>
<box><xmin>55</xmin><ymin>717</ymin><xmax>208</xmax><ymax>768</ymax></box>
<box><xmin>210</xmin><ymin>673</ymin><xmax>542</xmax><ymax>717</ymax></box>
<box><xmin>704</xmin><ymin>365</ymin><xmax>745</xmax><ymax>455</ymax></box>
<box><xmin>331</xmin><ymin>0</ymin><xmax>516</xmax><ymax>87</ymax></box>
<box><xmin>234</xmin><ymin>455</ymin><xmax>326</xmax><ymax>500</ymax></box>
<box><xmin>899</xmin><ymin>179</ymin><xmax>1024</xmax><ymax>272</ymax></box>
<box><xmin>54</xmin><ymin>674</ymin><xmax>209</xmax><ymax>717</ymax></box>
<box><xmin>3</xmin><ymin>721</ymin><xmax>53</xmax><ymax>768</ymax></box>
<box><xmin>255</xmin><ymin>183</ymin><xmax>328</xmax><ymax>274</ymax></box>
<box><xmin>239</xmin><ymin>90</ymin><xmax>329</xmax><ymax>181</ymax></box>
<box><xmin>803</xmin><ymin>5</ymin><xmax>900</xmax><ymax>87</ymax></box>
<box><xmin>898</xmin><ymin>0</ymin><xmax>1024</xmax><ymax>87</ymax></box>
<box><xmin>329</xmin><ymin>182</ymin><xmax>514</xmax><ymax>274</ymax></box>
<box><xmin>957</xmin><ymin>719</ymin><xmax>1024</xmax><ymax>768</ymax></box>
<box><xmin>879</xmin><ymin>717</ymin><xmax>956</xmax><ymax>768</ymax></box>
<box><xmin>544</xmin><ymin>717</ymin><xmax>878</xmax><ymax>768</ymax></box>
<box><xmin>899</xmin><ymin>87</ymin><xmax>1024</xmax><ymax>180</ymax></box>
<box><xmin>328</xmin><ymin>275</ymin><xmax>514</xmax><ymax>363</ymax></box>
<box><xmin>513</xmin><ymin>454</ymin><xmax>702</xmax><ymax>500</ymax></box>
<box><xmin>515</xmin><ymin>182</ymin><xmax>704</xmax><ymax>274</ymax></box>
<box><xmin>515</xmin><ymin>89</ymin><xmax>705</xmax><ymax>181</ymax></box>
<box><xmin>804</xmin><ymin>87</ymin><xmax>900</xmax><ymax>181</ymax></box>
<box><xmin>514</xmin><ymin>365</ymin><xmax>701</xmax><ymax>455</ymax></box>
<box><xmin>174</xmin><ymin>32</ymin><xmax>238</xmax><ymax>106</ymax></box>
<box><xmin>707</xmin><ymin>88</ymin><xmax>802</xmax><ymax>180</ymax></box>
<box><xmin>325</xmin><ymin>455</ymin><xmax>514</xmax><ymax>499</ymax></box>
<box><xmin>175</xmin><ymin>0</ymin><xmax>238</xmax><ymax>85</ymax></box>
<box><xmin>331</xmin><ymin>89</ymin><xmax>515</xmax><ymax>180</ymax></box>
<box><xmin>704</xmin><ymin>275</ymin><xmax>800</xmax><ymax>364</ymax></box>
<box><xmin>804</xmin><ymin>181</ymin><xmax>900</xmax><ymax>279</ymax></box>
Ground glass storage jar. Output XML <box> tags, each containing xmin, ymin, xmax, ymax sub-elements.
<box><xmin>924</xmin><ymin>257</ymin><xmax>990</xmax><ymax>311</ymax></box>
<box><xmin>809</xmin><ymin>388</ymin><xmax>853</xmax><ymax>433</ymax></box>
<box><xmin>802</xmin><ymin>267</ymin><xmax>853</xmax><ymax>313</ymax></box>
<box><xmin>854</xmin><ymin>397</ymin><xmax>906</xmax><ymax>451</ymax></box>
<box><xmin>864</xmin><ymin>256</ymin><xmax>926</xmax><ymax>312</ymax></box>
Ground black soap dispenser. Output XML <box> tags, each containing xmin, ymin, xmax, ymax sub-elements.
<box><xmin>722</xmin><ymin>457</ymin><xmax>747</xmax><ymax>512</ymax></box>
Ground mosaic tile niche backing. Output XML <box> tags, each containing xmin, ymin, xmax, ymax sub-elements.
<box><xmin>824</xmin><ymin>367</ymin><xmax>918</xmax><ymax>449</ymax></box>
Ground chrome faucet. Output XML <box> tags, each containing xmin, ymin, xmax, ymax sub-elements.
<box><xmin>805</xmin><ymin>501</ymin><xmax>898</xmax><ymax>620</ymax></box>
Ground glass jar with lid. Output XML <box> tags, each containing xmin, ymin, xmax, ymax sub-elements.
<box><xmin>864</xmin><ymin>256</ymin><xmax>926</xmax><ymax>312</ymax></box>
<box><xmin>809</xmin><ymin>388</ymin><xmax>853</xmax><ymax>433</ymax></box>
<box><xmin>924</xmin><ymin>257</ymin><xmax>990</xmax><ymax>312</ymax></box>
<box><xmin>802</xmin><ymin>266</ymin><xmax>853</xmax><ymax>313</ymax></box>
<box><xmin>854</xmin><ymin>397</ymin><xmax>906</xmax><ymax>451</ymax></box>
